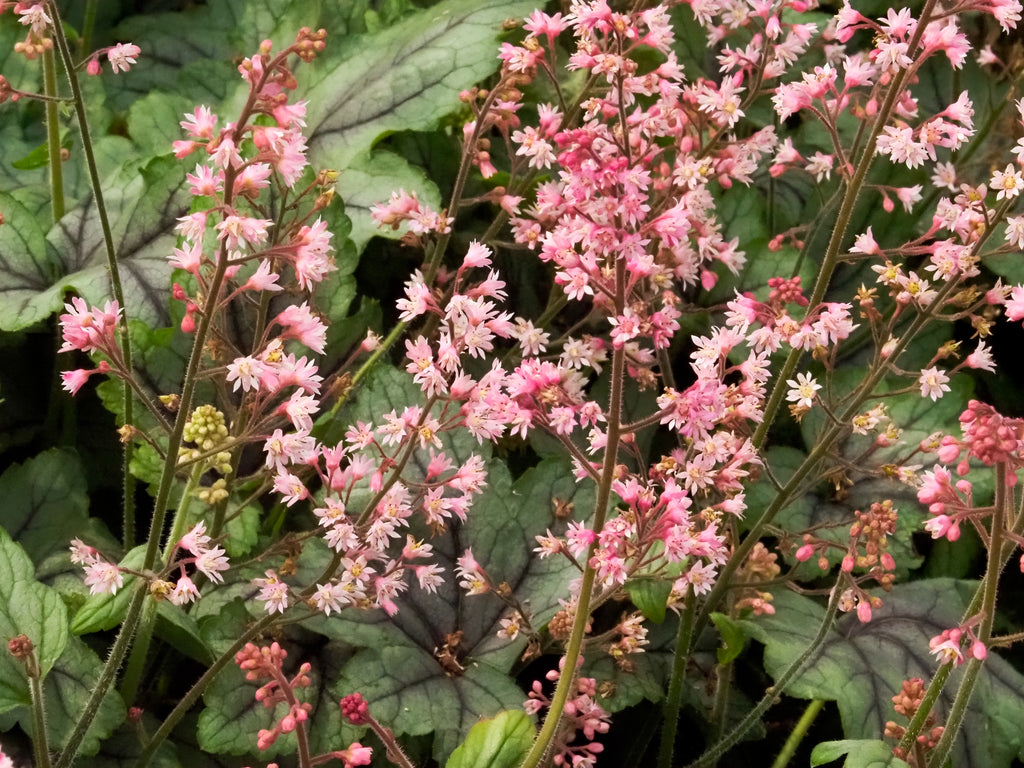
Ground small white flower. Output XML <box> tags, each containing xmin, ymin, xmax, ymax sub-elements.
<box><xmin>918</xmin><ymin>367</ymin><xmax>951</xmax><ymax>401</ymax></box>
<box><xmin>785</xmin><ymin>372</ymin><xmax>822</xmax><ymax>409</ymax></box>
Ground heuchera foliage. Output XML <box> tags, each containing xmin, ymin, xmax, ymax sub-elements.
<box><xmin>4</xmin><ymin>0</ymin><xmax>1024</xmax><ymax>767</ymax></box>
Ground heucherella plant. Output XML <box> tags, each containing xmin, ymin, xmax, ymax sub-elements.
<box><xmin>4</xmin><ymin>0</ymin><xmax>1024</xmax><ymax>767</ymax></box>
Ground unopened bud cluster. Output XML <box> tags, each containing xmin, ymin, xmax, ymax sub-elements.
<box><xmin>178</xmin><ymin>405</ymin><xmax>232</xmax><ymax>480</ymax></box>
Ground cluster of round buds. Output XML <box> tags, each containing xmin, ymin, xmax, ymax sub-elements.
<box><xmin>885</xmin><ymin>678</ymin><xmax>945</xmax><ymax>759</ymax></box>
<box><xmin>293</xmin><ymin>27</ymin><xmax>327</xmax><ymax>63</ymax></box>
<box><xmin>525</xmin><ymin>659</ymin><xmax>610</xmax><ymax>767</ymax></box>
<box><xmin>843</xmin><ymin>500</ymin><xmax>898</xmax><ymax>589</ymax></box>
<box><xmin>733</xmin><ymin>542</ymin><xmax>780</xmax><ymax>616</ymax></box>
<box><xmin>339</xmin><ymin>692</ymin><xmax>369</xmax><ymax>725</ymax></box>
<box><xmin>0</xmin><ymin>74</ymin><xmax>16</xmax><ymax>103</ymax></box>
<box><xmin>178</xmin><ymin>404</ymin><xmax>232</xmax><ymax>475</ymax></box>
<box><xmin>235</xmin><ymin>642</ymin><xmax>313</xmax><ymax>751</ymax></box>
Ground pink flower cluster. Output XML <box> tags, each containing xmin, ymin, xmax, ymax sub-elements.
<box><xmin>525</xmin><ymin>660</ymin><xmax>610</xmax><ymax>768</ymax></box>
<box><xmin>58</xmin><ymin>297</ymin><xmax>123</xmax><ymax>395</ymax></box>
<box><xmin>235</xmin><ymin>642</ymin><xmax>313</xmax><ymax>751</ymax></box>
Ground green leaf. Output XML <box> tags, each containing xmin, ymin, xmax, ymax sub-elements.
<box><xmin>305</xmin><ymin>0</ymin><xmax>534</xmax><ymax>246</ymax></box>
<box><xmin>155</xmin><ymin>603</ymin><xmax>213</xmax><ymax>665</ymax></box>
<box><xmin>11</xmin><ymin>136</ymin><xmax>71</xmax><ymax>171</ymax></box>
<box><xmin>223</xmin><ymin>504</ymin><xmax>261</xmax><ymax>559</ymax></box>
<box><xmin>810</xmin><ymin>739</ymin><xmax>911</xmax><ymax>768</ymax></box>
<box><xmin>626</xmin><ymin>578</ymin><xmax>672</xmax><ymax>624</ymax></box>
<box><xmin>0</xmin><ymin>448</ymin><xmax>90</xmax><ymax>565</ymax></box>
<box><xmin>743</xmin><ymin>580</ymin><xmax>1024</xmax><ymax>768</ymax></box>
<box><xmin>111</xmin><ymin>0</ymin><xmax>319</xmax><ymax>111</ymax></box>
<box><xmin>336</xmin><ymin>150</ymin><xmax>444</xmax><ymax>250</ymax></box>
<box><xmin>32</xmin><ymin>635</ymin><xmax>126</xmax><ymax>755</ymax></box>
<box><xmin>709</xmin><ymin>612</ymin><xmax>747</xmax><ymax>665</ymax></box>
<box><xmin>0</xmin><ymin>529</ymin><xmax>69</xmax><ymax>703</ymax></box>
<box><xmin>0</xmin><ymin>155</ymin><xmax>190</xmax><ymax>332</ymax></box>
<box><xmin>445</xmin><ymin>710</ymin><xmax>534</xmax><ymax>768</ymax></box>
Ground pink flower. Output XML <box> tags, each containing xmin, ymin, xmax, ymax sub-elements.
<box><xmin>107</xmin><ymin>43</ymin><xmax>141</xmax><ymax>73</ymax></box>
<box><xmin>273</xmin><ymin>302</ymin><xmax>327</xmax><ymax>354</ymax></box>
<box><xmin>334</xmin><ymin>743</ymin><xmax>373</xmax><ymax>767</ymax></box>
<box><xmin>181</xmin><ymin>105</ymin><xmax>217</xmax><ymax>140</ymax></box>
<box><xmin>918</xmin><ymin>367</ymin><xmax>950</xmax><ymax>401</ymax></box>
<box><xmin>254</xmin><ymin>570</ymin><xmax>291</xmax><ymax>614</ymax></box>
<box><xmin>84</xmin><ymin>561</ymin><xmax>124</xmax><ymax>595</ymax></box>
<box><xmin>169</xmin><ymin>575</ymin><xmax>200</xmax><ymax>605</ymax></box>
<box><xmin>59</xmin><ymin>298</ymin><xmax>121</xmax><ymax>355</ymax></box>
<box><xmin>61</xmin><ymin>361</ymin><xmax>110</xmax><ymax>395</ymax></box>
<box><xmin>1006</xmin><ymin>285</ymin><xmax>1024</xmax><ymax>321</ymax></box>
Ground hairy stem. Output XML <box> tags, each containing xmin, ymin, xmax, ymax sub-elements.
<box><xmin>519</xmin><ymin>254</ymin><xmax>628</xmax><ymax>768</ymax></box>
<box><xmin>28</xmin><ymin>660</ymin><xmax>52</xmax><ymax>768</ymax></box>
<box><xmin>926</xmin><ymin>463</ymin><xmax>1008</xmax><ymax>767</ymax></box>
<box><xmin>657</xmin><ymin>585</ymin><xmax>697</xmax><ymax>768</ymax></box>
<box><xmin>46</xmin><ymin>0</ymin><xmax>137</xmax><ymax>549</ymax></box>
<box><xmin>42</xmin><ymin>47</ymin><xmax>64</xmax><ymax>223</ymax></box>
<box><xmin>770</xmin><ymin>698</ymin><xmax>825</xmax><ymax>768</ymax></box>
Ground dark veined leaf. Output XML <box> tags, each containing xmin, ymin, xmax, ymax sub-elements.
<box><xmin>0</xmin><ymin>155</ymin><xmax>190</xmax><ymax>332</ymax></box>
<box><xmin>743</xmin><ymin>580</ymin><xmax>1024</xmax><ymax>768</ymax></box>
<box><xmin>305</xmin><ymin>0</ymin><xmax>536</xmax><ymax>249</ymax></box>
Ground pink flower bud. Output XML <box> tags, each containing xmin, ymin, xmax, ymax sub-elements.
<box><xmin>857</xmin><ymin>601</ymin><xmax>872</xmax><ymax>623</ymax></box>
<box><xmin>841</xmin><ymin>555</ymin><xmax>855</xmax><ymax>573</ymax></box>
<box><xmin>86</xmin><ymin>57</ymin><xmax>101</xmax><ymax>76</ymax></box>
<box><xmin>971</xmin><ymin>641</ymin><xmax>987</xmax><ymax>660</ymax></box>
<box><xmin>795</xmin><ymin>544</ymin><xmax>815</xmax><ymax>562</ymax></box>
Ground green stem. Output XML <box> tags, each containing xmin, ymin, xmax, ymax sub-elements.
<box><xmin>120</xmin><ymin>462</ymin><xmax>204</xmax><ymax>705</ymax></box>
<box><xmin>80</xmin><ymin>0</ymin><xmax>98</xmax><ymax>56</ymax></box>
<box><xmin>684</xmin><ymin>587</ymin><xmax>842</xmax><ymax>768</ymax></box>
<box><xmin>518</xmin><ymin>256</ymin><xmax>628</xmax><ymax>768</ymax></box>
<box><xmin>657</xmin><ymin>586</ymin><xmax>697</xmax><ymax>768</ymax></box>
<box><xmin>28</xmin><ymin>659</ymin><xmax>52</xmax><ymax>768</ymax></box>
<box><xmin>118</xmin><ymin>596</ymin><xmax>157</xmax><ymax>706</ymax></box>
<box><xmin>42</xmin><ymin>48</ymin><xmax>64</xmax><ymax>223</ymax></box>
<box><xmin>53</xmin><ymin>582</ymin><xmax>147</xmax><ymax>768</ymax></box>
<box><xmin>769</xmin><ymin>699</ymin><xmax>825</xmax><ymax>768</ymax></box>
<box><xmin>46</xmin><ymin>1</ymin><xmax>137</xmax><ymax>549</ymax></box>
<box><xmin>926</xmin><ymin>464</ymin><xmax>1008</xmax><ymax>768</ymax></box>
